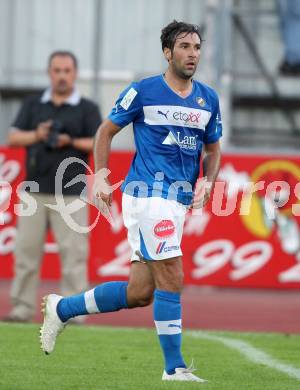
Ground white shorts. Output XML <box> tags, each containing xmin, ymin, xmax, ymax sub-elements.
<box><xmin>122</xmin><ymin>193</ymin><xmax>187</xmax><ymax>261</ymax></box>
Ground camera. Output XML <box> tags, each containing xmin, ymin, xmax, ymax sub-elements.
<box><xmin>46</xmin><ymin>120</ymin><xmax>64</xmax><ymax>149</ymax></box>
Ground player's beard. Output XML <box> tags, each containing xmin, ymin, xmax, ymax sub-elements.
<box><xmin>171</xmin><ymin>60</ymin><xmax>197</xmax><ymax>80</ymax></box>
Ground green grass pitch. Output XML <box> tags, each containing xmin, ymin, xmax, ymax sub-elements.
<box><xmin>1</xmin><ymin>323</ymin><xmax>300</xmax><ymax>389</ymax></box>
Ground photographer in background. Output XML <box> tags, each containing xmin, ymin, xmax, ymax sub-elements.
<box><xmin>4</xmin><ymin>51</ymin><xmax>102</xmax><ymax>323</ymax></box>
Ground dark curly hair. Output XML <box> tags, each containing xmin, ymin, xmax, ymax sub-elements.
<box><xmin>160</xmin><ymin>20</ymin><xmax>202</xmax><ymax>52</ymax></box>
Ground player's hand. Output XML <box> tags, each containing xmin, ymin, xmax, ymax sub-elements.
<box><xmin>94</xmin><ymin>177</ymin><xmax>113</xmax><ymax>207</ymax></box>
<box><xmin>190</xmin><ymin>176</ymin><xmax>212</xmax><ymax>209</ymax></box>
<box><xmin>92</xmin><ymin>169</ymin><xmax>124</xmax><ymax>212</ymax></box>
<box><xmin>56</xmin><ymin>134</ymin><xmax>73</xmax><ymax>148</ymax></box>
<box><xmin>36</xmin><ymin>120</ymin><xmax>52</xmax><ymax>142</ymax></box>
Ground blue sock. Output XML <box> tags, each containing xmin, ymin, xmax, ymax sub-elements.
<box><xmin>153</xmin><ymin>289</ymin><xmax>186</xmax><ymax>374</ymax></box>
<box><xmin>56</xmin><ymin>281</ymin><xmax>128</xmax><ymax>322</ymax></box>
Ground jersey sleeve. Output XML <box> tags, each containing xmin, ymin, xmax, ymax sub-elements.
<box><xmin>203</xmin><ymin>94</ymin><xmax>223</xmax><ymax>144</ymax></box>
<box><xmin>108</xmin><ymin>82</ymin><xmax>142</xmax><ymax>127</ymax></box>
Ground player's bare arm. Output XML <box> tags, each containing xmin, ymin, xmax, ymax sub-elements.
<box><xmin>93</xmin><ymin>118</ymin><xmax>122</xmax><ymax>206</ymax></box>
<box><xmin>192</xmin><ymin>141</ymin><xmax>221</xmax><ymax>209</ymax></box>
<box><xmin>203</xmin><ymin>141</ymin><xmax>221</xmax><ymax>183</ymax></box>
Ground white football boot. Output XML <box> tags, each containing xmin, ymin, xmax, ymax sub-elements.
<box><xmin>40</xmin><ymin>294</ymin><xmax>66</xmax><ymax>354</ymax></box>
<box><xmin>162</xmin><ymin>361</ymin><xmax>208</xmax><ymax>383</ymax></box>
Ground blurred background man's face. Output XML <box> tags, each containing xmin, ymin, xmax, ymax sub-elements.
<box><xmin>48</xmin><ymin>55</ymin><xmax>77</xmax><ymax>95</ymax></box>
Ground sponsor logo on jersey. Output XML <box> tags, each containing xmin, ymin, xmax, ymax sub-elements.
<box><xmin>120</xmin><ymin>87</ymin><xmax>137</xmax><ymax>110</ymax></box>
<box><xmin>162</xmin><ymin>131</ymin><xmax>198</xmax><ymax>150</ymax></box>
<box><xmin>157</xmin><ymin>109</ymin><xmax>169</xmax><ymax>119</ymax></box>
<box><xmin>156</xmin><ymin>241</ymin><xmax>167</xmax><ymax>254</ymax></box>
<box><xmin>156</xmin><ymin>241</ymin><xmax>180</xmax><ymax>254</ymax></box>
<box><xmin>153</xmin><ymin>219</ymin><xmax>175</xmax><ymax>239</ymax></box>
<box><xmin>158</xmin><ymin>108</ymin><xmax>200</xmax><ymax>124</ymax></box>
<box><xmin>144</xmin><ymin>105</ymin><xmax>211</xmax><ymax>130</ymax></box>
<box><xmin>173</xmin><ymin>111</ymin><xmax>201</xmax><ymax>124</ymax></box>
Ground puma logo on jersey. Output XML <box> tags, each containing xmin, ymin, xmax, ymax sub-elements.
<box><xmin>168</xmin><ymin>323</ymin><xmax>182</xmax><ymax>329</ymax></box>
<box><xmin>157</xmin><ymin>110</ymin><xmax>169</xmax><ymax>119</ymax></box>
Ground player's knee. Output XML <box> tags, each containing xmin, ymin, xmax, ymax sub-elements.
<box><xmin>136</xmin><ymin>294</ymin><xmax>153</xmax><ymax>307</ymax></box>
<box><xmin>135</xmin><ymin>286</ymin><xmax>154</xmax><ymax>307</ymax></box>
<box><xmin>167</xmin><ymin>272</ymin><xmax>184</xmax><ymax>293</ymax></box>
<box><xmin>127</xmin><ymin>285</ymin><xmax>154</xmax><ymax>308</ymax></box>
<box><xmin>178</xmin><ymin>270</ymin><xmax>184</xmax><ymax>287</ymax></box>
<box><xmin>173</xmin><ymin>273</ymin><xmax>184</xmax><ymax>293</ymax></box>
<box><xmin>159</xmin><ymin>261</ymin><xmax>184</xmax><ymax>292</ymax></box>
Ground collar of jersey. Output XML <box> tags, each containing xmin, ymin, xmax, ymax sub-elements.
<box><xmin>160</xmin><ymin>74</ymin><xmax>195</xmax><ymax>100</ymax></box>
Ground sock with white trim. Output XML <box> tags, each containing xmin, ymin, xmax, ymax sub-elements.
<box><xmin>56</xmin><ymin>281</ymin><xmax>128</xmax><ymax>322</ymax></box>
<box><xmin>153</xmin><ymin>289</ymin><xmax>186</xmax><ymax>374</ymax></box>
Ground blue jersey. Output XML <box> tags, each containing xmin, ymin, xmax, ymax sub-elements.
<box><xmin>109</xmin><ymin>75</ymin><xmax>222</xmax><ymax>205</ymax></box>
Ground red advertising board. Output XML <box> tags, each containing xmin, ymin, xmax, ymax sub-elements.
<box><xmin>1</xmin><ymin>147</ymin><xmax>300</xmax><ymax>288</ymax></box>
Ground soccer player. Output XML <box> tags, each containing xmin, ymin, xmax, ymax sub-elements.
<box><xmin>40</xmin><ymin>20</ymin><xmax>222</xmax><ymax>382</ymax></box>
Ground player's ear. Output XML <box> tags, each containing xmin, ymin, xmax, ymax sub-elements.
<box><xmin>163</xmin><ymin>48</ymin><xmax>172</xmax><ymax>62</ymax></box>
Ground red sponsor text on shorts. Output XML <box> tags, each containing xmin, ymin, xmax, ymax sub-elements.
<box><xmin>153</xmin><ymin>219</ymin><xmax>175</xmax><ymax>239</ymax></box>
